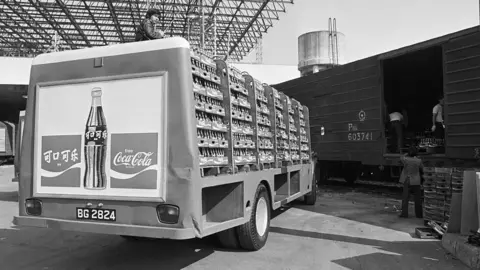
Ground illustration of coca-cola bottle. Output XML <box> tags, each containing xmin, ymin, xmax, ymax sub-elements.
<box><xmin>83</xmin><ymin>87</ymin><xmax>107</xmax><ymax>189</ymax></box>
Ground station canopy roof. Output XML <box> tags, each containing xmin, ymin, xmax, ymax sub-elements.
<box><xmin>1</xmin><ymin>0</ymin><xmax>293</xmax><ymax>61</ymax></box>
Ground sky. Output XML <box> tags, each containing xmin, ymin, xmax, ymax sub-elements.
<box><xmin>242</xmin><ymin>0</ymin><xmax>480</xmax><ymax>65</ymax></box>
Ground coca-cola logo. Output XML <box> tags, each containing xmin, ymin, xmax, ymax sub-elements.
<box><xmin>113</xmin><ymin>150</ymin><xmax>154</xmax><ymax>168</ymax></box>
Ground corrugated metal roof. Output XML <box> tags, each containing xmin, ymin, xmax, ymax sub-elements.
<box><xmin>1</xmin><ymin>0</ymin><xmax>294</xmax><ymax>61</ymax></box>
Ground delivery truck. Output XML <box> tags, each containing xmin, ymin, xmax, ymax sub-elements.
<box><xmin>274</xmin><ymin>26</ymin><xmax>480</xmax><ymax>184</ymax></box>
<box><xmin>13</xmin><ymin>37</ymin><xmax>315</xmax><ymax>251</ymax></box>
<box><xmin>0</xmin><ymin>120</ymin><xmax>15</xmax><ymax>165</ymax></box>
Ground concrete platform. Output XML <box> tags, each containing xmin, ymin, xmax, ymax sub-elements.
<box><xmin>442</xmin><ymin>233</ymin><xmax>480</xmax><ymax>269</ymax></box>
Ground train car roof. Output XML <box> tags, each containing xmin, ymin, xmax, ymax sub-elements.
<box><xmin>378</xmin><ymin>25</ymin><xmax>479</xmax><ymax>60</ymax></box>
<box><xmin>273</xmin><ymin>26</ymin><xmax>480</xmax><ymax>89</ymax></box>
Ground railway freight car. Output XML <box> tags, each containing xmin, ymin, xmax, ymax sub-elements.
<box><xmin>274</xmin><ymin>26</ymin><xmax>480</xmax><ymax>184</ymax></box>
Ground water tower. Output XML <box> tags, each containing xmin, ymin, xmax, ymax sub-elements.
<box><xmin>298</xmin><ymin>18</ymin><xmax>346</xmax><ymax>77</ymax></box>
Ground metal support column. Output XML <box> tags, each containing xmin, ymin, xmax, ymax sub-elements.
<box><xmin>200</xmin><ymin>0</ymin><xmax>205</xmax><ymax>50</ymax></box>
<box><xmin>213</xmin><ymin>11</ymin><xmax>217</xmax><ymax>56</ymax></box>
<box><xmin>226</xmin><ymin>31</ymin><xmax>231</xmax><ymax>62</ymax></box>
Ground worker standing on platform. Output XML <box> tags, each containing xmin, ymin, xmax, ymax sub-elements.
<box><xmin>135</xmin><ymin>8</ymin><xmax>165</xmax><ymax>41</ymax></box>
<box><xmin>399</xmin><ymin>146</ymin><xmax>424</xmax><ymax>219</ymax></box>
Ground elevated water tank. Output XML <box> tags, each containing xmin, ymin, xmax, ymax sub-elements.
<box><xmin>298</xmin><ymin>31</ymin><xmax>346</xmax><ymax>76</ymax></box>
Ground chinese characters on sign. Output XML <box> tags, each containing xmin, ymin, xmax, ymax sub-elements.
<box><xmin>43</xmin><ymin>149</ymin><xmax>79</xmax><ymax>165</ymax></box>
<box><xmin>85</xmin><ymin>127</ymin><xmax>107</xmax><ymax>142</ymax></box>
<box><xmin>40</xmin><ymin>134</ymin><xmax>82</xmax><ymax>187</ymax></box>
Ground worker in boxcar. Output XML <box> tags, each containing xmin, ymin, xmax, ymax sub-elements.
<box><xmin>399</xmin><ymin>146</ymin><xmax>424</xmax><ymax>218</ymax></box>
<box><xmin>135</xmin><ymin>8</ymin><xmax>165</xmax><ymax>41</ymax></box>
<box><xmin>431</xmin><ymin>96</ymin><xmax>445</xmax><ymax>139</ymax></box>
<box><xmin>389</xmin><ymin>108</ymin><xmax>406</xmax><ymax>153</ymax></box>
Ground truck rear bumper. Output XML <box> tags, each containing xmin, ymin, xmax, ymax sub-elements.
<box><xmin>13</xmin><ymin>216</ymin><xmax>196</xmax><ymax>240</ymax></box>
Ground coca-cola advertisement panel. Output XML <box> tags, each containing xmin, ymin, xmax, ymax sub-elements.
<box><xmin>33</xmin><ymin>74</ymin><xmax>166</xmax><ymax>200</ymax></box>
<box><xmin>41</xmin><ymin>135</ymin><xmax>82</xmax><ymax>187</ymax></box>
<box><xmin>110</xmin><ymin>133</ymin><xmax>158</xmax><ymax>190</ymax></box>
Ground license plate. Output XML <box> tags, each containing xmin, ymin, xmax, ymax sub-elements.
<box><xmin>76</xmin><ymin>208</ymin><xmax>116</xmax><ymax>222</ymax></box>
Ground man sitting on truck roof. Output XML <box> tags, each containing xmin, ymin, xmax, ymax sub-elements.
<box><xmin>431</xmin><ymin>96</ymin><xmax>445</xmax><ymax>140</ymax></box>
<box><xmin>135</xmin><ymin>8</ymin><xmax>165</xmax><ymax>42</ymax></box>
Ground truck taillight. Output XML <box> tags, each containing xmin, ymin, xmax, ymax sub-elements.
<box><xmin>25</xmin><ymin>199</ymin><xmax>42</xmax><ymax>216</ymax></box>
<box><xmin>156</xmin><ymin>204</ymin><xmax>179</xmax><ymax>224</ymax></box>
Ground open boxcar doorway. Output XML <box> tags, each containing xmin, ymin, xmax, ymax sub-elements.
<box><xmin>382</xmin><ymin>46</ymin><xmax>445</xmax><ymax>156</ymax></box>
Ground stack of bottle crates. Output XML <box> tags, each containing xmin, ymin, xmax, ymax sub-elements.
<box><xmin>253</xmin><ymin>79</ymin><xmax>275</xmax><ymax>167</ymax></box>
<box><xmin>191</xmin><ymin>50</ymin><xmax>228</xmax><ymax>175</ymax></box>
<box><xmin>423</xmin><ymin>167</ymin><xmax>462</xmax><ymax>224</ymax></box>
<box><xmin>190</xmin><ymin>50</ymin><xmax>312</xmax><ymax>177</ymax></box>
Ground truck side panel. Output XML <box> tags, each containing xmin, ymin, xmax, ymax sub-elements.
<box><xmin>274</xmin><ymin>57</ymin><xmax>384</xmax><ymax>165</ymax></box>
<box><xmin>443</xmin><ymin>31</ymin><xmax>480</xmax><ymax>159</ymax></box>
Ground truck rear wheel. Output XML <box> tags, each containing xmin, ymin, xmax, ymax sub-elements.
<box><xmin>236</xmin><ymin>183</ymin><xmax>270</xmax><ymax>251</ymax></box>
<box><xmin>304</xmin><ymin>171</ymin><xmax>317</xmax><ymax>205</ymax></box>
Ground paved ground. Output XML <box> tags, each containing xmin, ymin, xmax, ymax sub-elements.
<box><xmin>0</xmin><ymin>165</ymin><xmax>467</xmax><ymax>270</ymax></box>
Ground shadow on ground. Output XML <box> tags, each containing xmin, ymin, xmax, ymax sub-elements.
<box><xmin>0</xmin><ymin>226</ymin><xmax>240</xmax><ymax>270</ymax></box>
<box><xmin>269</xmin><ymin>226</ymin><xmax>463</xmax><ymax>270</ymax></box>
<box><xmin>1</xmin><ymin>204</ymin><xmax>293</xmax><ymax>270</ymax></box>
<box><xmin>0</xmin><ymin>197</ymin><xmax>463</xmax><ymax>270</ymax></box>
<box><xmin>291</xmin><ymin>182</ymin><xmax>424</xmax><ymax>234</ymax></box>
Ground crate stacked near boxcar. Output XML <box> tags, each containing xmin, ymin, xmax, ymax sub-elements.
<box><xmin>450</xmin><ymin>168</ymin><xmax>465</xmax><ymax>195</ymax></box>
<box><xmin>423</xmin><ymin>167</ymin><xmax>454</xmax><ymax>223</ymax></box>
<box><xmin>190</xmin><ymin>50</ymin><xmax>312</xmax><ymax>177</ymax></box>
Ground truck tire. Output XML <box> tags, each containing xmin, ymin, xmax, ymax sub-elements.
<box><xmin>236</xmin><ymin>183</ymin><xmax>270</xmax><ymax>251</ymax></box>
<box><xmin>304</xmin><ymin>172</ymin><xmax>317</xmax><ymax>205</ymax></box>
<box><xmin>216</xmin><ymin>228</ymin><xmax>240</xmax><ymax>249</ymax></box>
